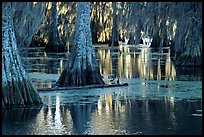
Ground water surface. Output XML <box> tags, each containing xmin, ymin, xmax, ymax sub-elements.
<box><xmin>2</xmin><ymin>45</ymin><xmax>202</xmax><ymax>135</ymax></box>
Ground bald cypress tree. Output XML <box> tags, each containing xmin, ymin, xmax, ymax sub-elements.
<box><xmin>45</xmin><ymin>2</ymin><xmax>67</xmax><ymax>53</ymax></box>
<box><xmin>110</xmin><ymin>2</ymin><xmax>119</xmax><ymax>47</ymax></box>
<box><xmin>2</xmin><ymin>2</ymin><xmax>42</xmax><ymax>107</ymax></box>
<box><xmin>56</xmin><ymin>2</ymin><xmax>104</xmax><ymax>87</ymax></box>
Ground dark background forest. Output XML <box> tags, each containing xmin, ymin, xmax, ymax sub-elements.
<box><xmin>13</xmin><ymin>2</ymin><xmax>202</xmax><ymax>66</ymax></box>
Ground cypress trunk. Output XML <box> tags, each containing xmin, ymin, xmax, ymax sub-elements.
<box><xmin>45</xmin><ymin>2</ymin><xmax>67</xmax><ymax>53</ymax></box>
<box><xmin>110</xmin><ymin>2</ymin><xmax>119</xmax><ymax>47</ymax></box>
<box><xmin>56</xmin><ymin>2</ymin><xmax>104</xmax><ymax>87</ymax></box>
<box><xmin>2</xmin><ymin>2</ymin><xmax>42</xmax><ymax>107</ymax></box>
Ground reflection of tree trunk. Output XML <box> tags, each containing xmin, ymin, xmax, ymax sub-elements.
<box><xmin>56</xmin><ymin>2</ymin><xmax>105</xmax><ymax>87</ymax></box>
<box><xmin>111</xmin><ymin>48</ymin><xmax>119</xmax><ymax>79</ymax></box>
<box><xmin>2</xmin><ymin>2</ymin><xmax>42</xmax><ymax>107</ymax></box>
<box><xmin>46</xmin><ymin>53</ymin><xmax>66</xmax><ymax>74</ymax></box>
<box><xmin>68</xmin><ymin>103</ymin><xmax>95</xmax><ymax>134</ymax></box>
<box><xmin>45</xmin><ymin>2</ymin><xmax>66</xmax><ymax>53</ymax></box>
<box><xmin>2</xmin><ymin>107</ymin><xmax>42</xmax><ymax>123</ymax></box>
<box><xmin>2</xmin><ymin>107</ymin><xmax>42</xmax><ymax>135</ymax></box>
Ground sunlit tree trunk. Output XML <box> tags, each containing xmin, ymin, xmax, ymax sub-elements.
<box><xmin>45</xmin><ymin>2</ymin><xmax>67</xmax><ymax>53</ymax></box>
<box><xmin>56</xmin><ymin>2</ymin><xmax>105</xmax><ymax>87</ymax></box>
<box><xmin>2</xmin><ymin>2</ymin><xmax>42</xmax><ymax>107</ymax></box>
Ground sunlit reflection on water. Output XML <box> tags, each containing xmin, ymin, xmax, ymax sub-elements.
<box><xmin>3</xmin><ymin>45</ymin><xmax>201</xmax><ymax>135</ymax></box>
<box><xmin>2</xmin><ymin>91</ymin><xmax>202</xmax><ymax>135</ymax></box>
<box><xmin>22</xmin><ymin>45</ymin><xmax>201</xmax><ymax>88</ymax></box>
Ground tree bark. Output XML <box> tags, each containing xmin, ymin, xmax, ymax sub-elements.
<box><xmin>45</xmin><ymin>2</ymin><xmax>67</xmax><ymax>53</ymax></box>
<box><xmin>2</xmin><ymin>2</ymin><xmax>42</xmax><ymax>107</ymax></box>
<box><xmin>56</xmin><ymin>2</ymin><xmax>105</xmax><ymax>87</ymax></box>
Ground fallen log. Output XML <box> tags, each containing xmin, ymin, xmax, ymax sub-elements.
<box><xmin>37</xmin><ymin>83</ymin><xmax>129</xmax><ymax>92</ymax></box>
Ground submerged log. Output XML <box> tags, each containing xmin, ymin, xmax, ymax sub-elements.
<box><xmin>37</xmin><ymin>83</ymin><xmax>129</xmax><ymax>92</ymax></box>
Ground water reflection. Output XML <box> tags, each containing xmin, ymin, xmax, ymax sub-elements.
<box><xmin>23</xmin><ymin>50</ymin><xmax>68</xmax><ymax>75</ymax></box>
<box><xmin>22</xmin><ymin>45</ymin><xmax>201</xmax><ymax>88</ymax></box>
<box><xmin>2</xmin><ymin>93</ymin><xmax>202</xmax><ymax>135</ymax></box>
<box><xmin>2</xmin><ymin>107</ymin><xmax>42</xmax><ymax>135</ymax></box>
<box><xmin>68</xmin><ymin>103</ymin><xmax>96</xmax><ymax>134</ymax></box>
<box><xmin>96</xmin><ymin>46</ymin><xmax>176</xmax><ymax>80</ymax></box>
<box><xmin>5</xmin><ymin>45</ymin><xmax>200</xmax><ymax>135</ymax></box>
<box><xmin>33</xmin><ymin>96</ymin><xmax>73</xmax><ymax>135</ymax></box>
<box><xmin>90</xmin><ymin>95</ymin><xmax>201</xmax><ymax>135</ymax></box>
<box><xmin>45</xmin><ymin>52</ymin><xmax>68</xmax><ymax>75</ymax></box>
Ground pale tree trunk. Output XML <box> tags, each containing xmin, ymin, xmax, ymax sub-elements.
<box><xmin>45</xmin><ymin>2</ymin><xmax>67</xmax><ymax>53</ymax></box>
<box><xmin>2</xmin><ymin>2</ymin><xmax>42</xmax><ymax>107</ymax></box>
<box><xmin>56</xmin><ymin>2</ymin><xmax>105</xmax><ymax>87</ymax></box>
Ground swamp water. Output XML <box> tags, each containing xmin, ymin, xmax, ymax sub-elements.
<box><xmin>2</xmin><ymin>45</ymin><xmax>202</xmax><ymax>135</ymax></box>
